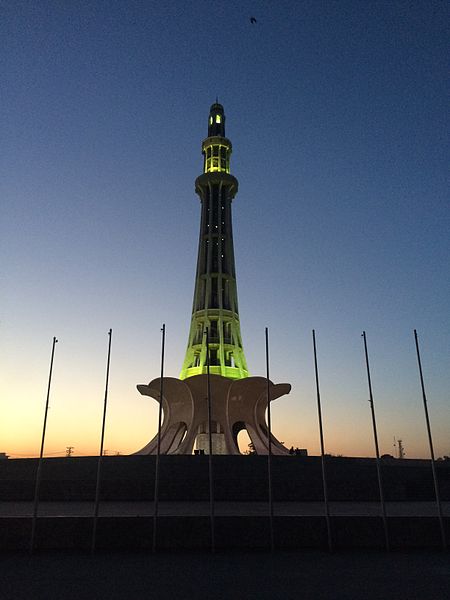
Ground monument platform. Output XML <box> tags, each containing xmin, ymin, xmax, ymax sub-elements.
<box><xmin>1</xmin><ymin>455</ymin><xmax>449</xmax><ymax>550</ymax></box>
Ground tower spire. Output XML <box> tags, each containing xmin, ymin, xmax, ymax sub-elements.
<box><xmin>180</xmin><ymin>104</ymin><xmax>249</xmax><ymax>380</ymax></box>
<box><xmin>207</xmin><ymin>101</ymin><xmax>226</xmax><ymax>139</ymax></box>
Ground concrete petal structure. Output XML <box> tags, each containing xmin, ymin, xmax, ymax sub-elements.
<box><xmin>135</xmin><ymin>375</ymin><xmax>291</xmax><ymax>455</ymax></box>
<box><xmin>135</xmin><ymin>104</ymin><xmax>292</xmax><ymax>455</ymax></box>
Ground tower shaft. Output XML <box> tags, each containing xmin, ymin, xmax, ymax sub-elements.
<box><xmin>180</xmin><ymin>103</ymin><xmax>249</xmax><ymax>380</ymax></box>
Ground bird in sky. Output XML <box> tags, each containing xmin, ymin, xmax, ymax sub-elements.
<box><xmin>250</xmin><ymin>17</ymin><xmax>257</xmax><ymax>24</ymax></box>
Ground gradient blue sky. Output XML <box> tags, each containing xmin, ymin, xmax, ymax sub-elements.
<box><xmin>2</xmin><ymin>1</ymin><xmax>449</xmax><ymax>458</ymax></box>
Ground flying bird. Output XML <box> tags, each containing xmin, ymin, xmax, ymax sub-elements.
<box><xmin>250</xmin><ymin>17</ymin><xmax>257</xmax><ymax>24</ymax></box>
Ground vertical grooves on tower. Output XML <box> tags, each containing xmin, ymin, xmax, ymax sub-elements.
<box><xmin>180</xmin><ymin>103</ymin><xmax>249</xmax><ymax>380</ymax></box>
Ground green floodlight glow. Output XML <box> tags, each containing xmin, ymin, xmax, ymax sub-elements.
<box><xmin>203</xmin><ymin>142</ymin><xmax>231</xmax><ymax>174</ymax></box>
<box><xmin>180</xmin><ymin>103</ymin><xmax>249</xmax><ymax>380</ymax></box>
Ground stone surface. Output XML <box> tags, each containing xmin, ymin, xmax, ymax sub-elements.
<box><xmin>2</xmin><ymin>550</ymin><xmax>450</xmax><ymax>600</ymax></box>
<box><xmin>134</xmin><ymin>374</ymin><xmax>291</xmax><ymax>455</ymax></box>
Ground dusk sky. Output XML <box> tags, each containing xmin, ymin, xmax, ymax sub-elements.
<box><xmin>2</xmin><ymin>1</ymin><xmax>449</xmax><ymax>459</ymax></box>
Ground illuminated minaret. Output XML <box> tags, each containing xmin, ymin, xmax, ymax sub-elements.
<box><xmin>180</xmin><ymin>103</ymin><xmax>249</xmax><ymax>380</ymax></box>
<box><xmin>136</xmin><ymin>103</ymin><xmax>292</xmax><ymax>455</ymax></box>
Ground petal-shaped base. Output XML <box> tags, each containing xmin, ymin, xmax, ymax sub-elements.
<box><xmin>134</xmin><ymin>375</ymin><xmax>291</xmax><ymax>455</ymax></box>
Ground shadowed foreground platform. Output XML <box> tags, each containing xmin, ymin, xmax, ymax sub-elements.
<box><xmin>1</xmin><ymin>499</ymin><xmax>450</xmax><ymax>517</ymax></box>
<box><xmin>1</xmin><ymin>455</ymin><xmax>449</xmax><ymax>551</ymax></box>
<box><xmin>1</xmin><ymin>501</ymin><xmax>449</xmax><ymax>551</ymax></box>
<box><xmin>1</xmin><ymin>551</ymin><xmax>449</xmax><ymax>600</ymax></box>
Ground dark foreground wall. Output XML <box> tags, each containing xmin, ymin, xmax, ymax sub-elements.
<box><xmin>2</xmin><ymin>515</ymin><xmax>450</xmax><ymax>551</ymax></box>
<box><xmin>1</xmin><ymin>455</ymin><xmax>449</xmax><ymax>501</ymax></box>
<box><xmin>1</xmin><ymin>456</ymin><xmax>449</xmax><ymax>551</ymax></box>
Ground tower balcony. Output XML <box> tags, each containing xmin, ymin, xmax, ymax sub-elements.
<box><xmin>182</xmin><ymin>365</ymin><xmax>245</xmax><ymax>380</ymax></box>
<box><xmin>202</xmin><ymin>136</ymin><xmax>232</xmax><ymax>174</ymax></box>
<box><xmin>195</xmin><ymin>172</ymin><xmax>238</xmax><ymax>199</ymax></box>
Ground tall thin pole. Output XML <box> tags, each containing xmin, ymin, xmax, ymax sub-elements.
<box><xmin>91</xmin><ymin>328</ymin><xmax>113</xmax><ymax>554</ymax></box>
<box><xmin>312</xmin><ymin>330</ymin><xmax>333</xmax><ymax>552</ymax></box>
<box><xmin>265</xmin><ymin>327</ymin><xmax>274</xmax><ymax>552</ymax></box>
<box><xmin>362</xmin><ymin>331</ymin><xmax>390</xmax><ymax>552</ymax></box>
<box><xmin>414</xmin><ymin>329</ymin><xmax>447</xmax><ymax>551</ymax></box>
<box><xmin>205</xmin><ymin>327</ymin><xmax>215</xmax><ymax>553</ymax></box>
<box><xmin>30</xmin><ymin>336</ymin><xmax>58</xmax><ymax>554</ymax></box>
<box><xmin>152</xmin><ymin>323</ymin><xmax>166</xmax><ymax>553</ymax></box>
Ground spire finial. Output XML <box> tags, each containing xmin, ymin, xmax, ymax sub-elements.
<box><xmin>208</xmin><ymin>102</ymin><xmax>226</xmax><ymax>137</ymax></box>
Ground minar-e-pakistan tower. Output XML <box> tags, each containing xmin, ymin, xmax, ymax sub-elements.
<box><xmin>180</xmin><ymin>102</ymin><xmax>248</xmax><ymax>381</ymax></box>
<box><xmin>136</xmin><ymin>103</ymin><xmax>291</xmax><ymax>455</ymax></box>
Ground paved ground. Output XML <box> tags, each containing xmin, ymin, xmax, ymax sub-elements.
<box><xmin>0</xmin><ymin>550</ymin><xmax>449</xmax><ymax>600</ymax></box>
<box><xmin>1</xmin><ymin>500</ymin><xmax>449</xmax><ymax>517</ymax></box>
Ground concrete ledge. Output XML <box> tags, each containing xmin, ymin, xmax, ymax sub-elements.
<box><xmin>2</xmin><ymin>515</ymin><xmax>449</xmax><ymax>551</ymax></box>
<box><xmin>1</xmin><ymin>456</ymin><xmax>449</xmax><ymax>501</ymax></box>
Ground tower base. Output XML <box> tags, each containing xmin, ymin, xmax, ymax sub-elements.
<box><xmin>134</xmin><ymin>375</ymin><xmax>291</xmax><ymax>455</ymax></box>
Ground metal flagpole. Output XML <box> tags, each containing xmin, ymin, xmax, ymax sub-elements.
<box><xmin>312</xmin><ymin>330</ymin><xmax>333</xmax><ymax>552</ymax></box>
<box><xmin>265</xmin><ymin>327</ymin><xmax>274</xmax><ymax>552</ymax></box>
<box><xmin>91</xmin><ymin>328</ymin><xmax>113</xmax><ymax>554</ymax></box>
<box><xmin>362</xmin><ymin>331</ymin><xmax>390</xmax><ymax>552</ymax></box>
<box><xmin>205</xmin><ymin>327</ymin><xmax>215</xmax><ymax>553</ymax></box>
<box><xmin>414</xmin><ymin>329</ymin><xmax>447</xmax><ymax>551</ymax></box>
<box><xmin>30</xmin><ymin>336</ymin><xmax>58</xmax><ymax>554</ymax></box>
<box><xmin>152</xmin><ymin>323</ymin><xmax>166</xmax><ymax>553</ymax></box>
